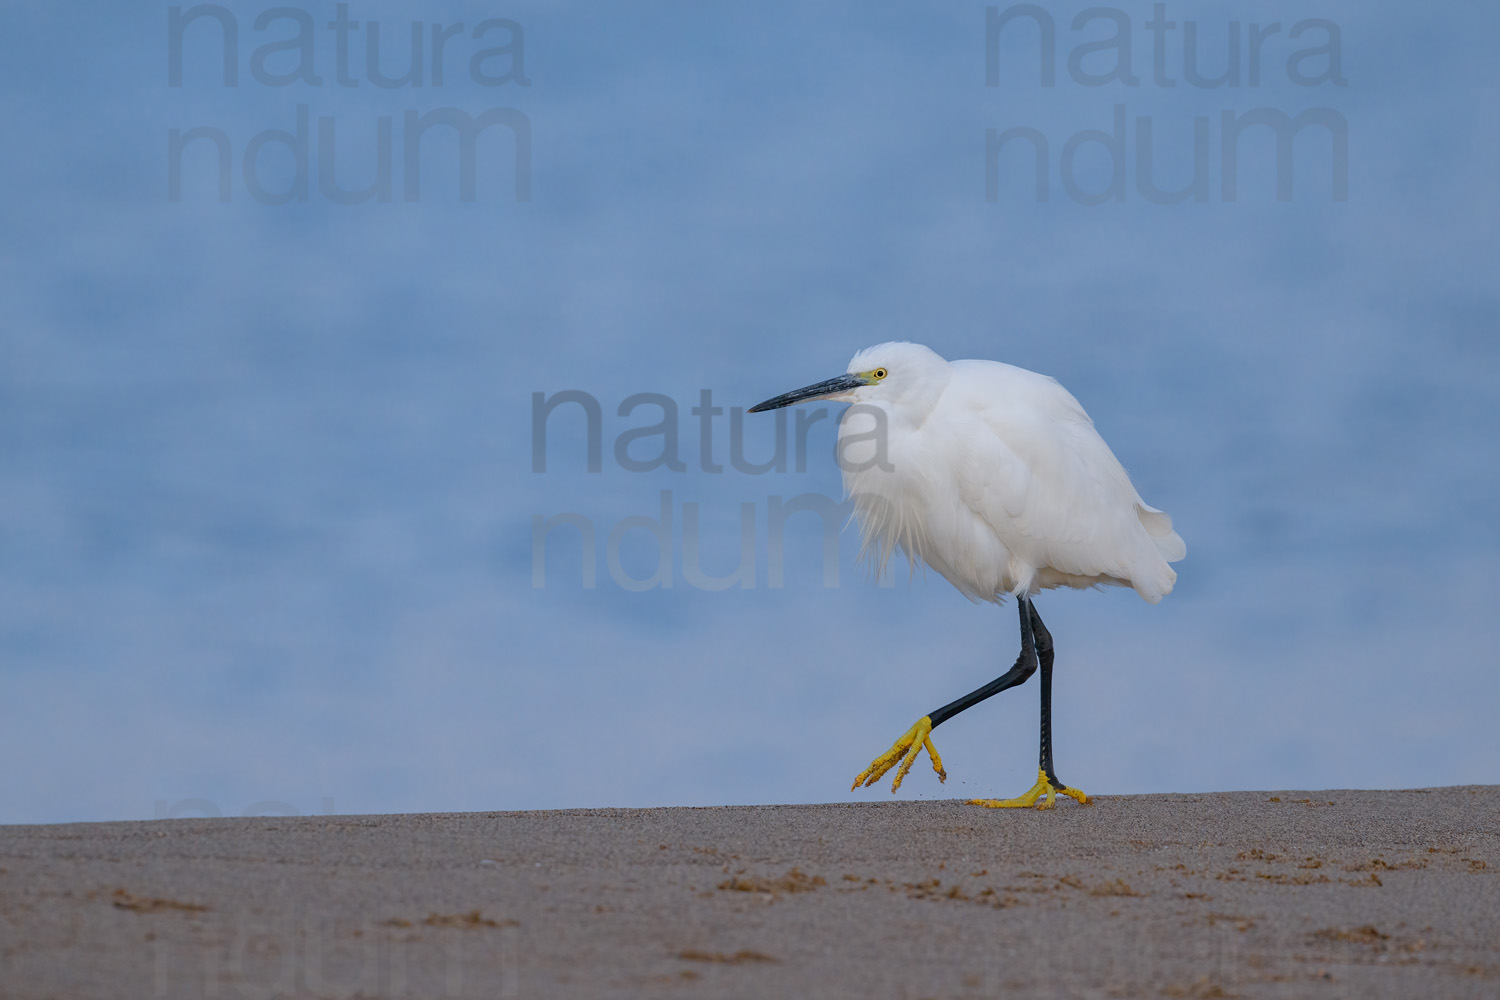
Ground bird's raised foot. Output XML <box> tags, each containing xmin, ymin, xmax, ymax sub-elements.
<box><xmin>851</xmin><ymin>716</ymin><xmax>947</xmax><ymax>793</ymax></box>
<box><xmin>969</xmin><ymin>768</ymin><xmax>1089</xmax><ymax>810</ymax></box>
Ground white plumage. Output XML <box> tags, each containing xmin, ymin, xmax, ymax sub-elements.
<box><xmin>834</xmin><ymin>342</ymin><xmax>1185</xmax><ymax>604</ymax></box>
<box><xmin>748</xmin><ymin>341</ymin><xmax>1186</xmax><ymax>804</ymax></box>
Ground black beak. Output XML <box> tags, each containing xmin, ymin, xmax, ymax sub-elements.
<box><xmin>747</xmin><ymin>373</ymin><xmax>865</xmax><ymax>413</ymax></box>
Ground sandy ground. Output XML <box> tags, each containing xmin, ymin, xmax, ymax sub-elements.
<box><xmin>1</xmin><ymin>787</ymin><xmax>1497</xmax><ymax>999</ymax></box>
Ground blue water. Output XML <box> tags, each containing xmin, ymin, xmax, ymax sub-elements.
<box><xmin>2</xmin><ymin>1</ymin><xmax>1497</xmax><ymax>823</ymax></box>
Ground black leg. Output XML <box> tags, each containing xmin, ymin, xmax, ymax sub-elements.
<box><xmin>1029</xmin><ymin>602</ymin><xmax>1070</xmax><ymax>791</ymax></box>
<box><xmin>927</xmin><ymin>597</ymin><xmax>1038</xmax><ymax>728</ymax></box>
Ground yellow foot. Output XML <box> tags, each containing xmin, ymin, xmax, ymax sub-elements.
<box><xmin>969</xmin><ymin>768</ymin><xmax>1090</xmax><ymax>810</ymax></box>
<box><xmin>851</xmin><ymin>716</ymin><xmax>947</xmax><ymax>793</ymax></box>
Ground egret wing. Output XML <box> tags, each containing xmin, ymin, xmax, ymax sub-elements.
<box><xmin>949</xmin><ymin>364</ymin><xmax>1180</xmax><ymax>601</ymax></box>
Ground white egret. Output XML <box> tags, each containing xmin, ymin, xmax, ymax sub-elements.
<box><xmin>748</xmin><ymin>342</ymin><xmax>1185</xmax><ymax>808</ymax></box>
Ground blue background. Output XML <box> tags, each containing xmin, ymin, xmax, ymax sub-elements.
<box><xmin>2</xmin><ymin>1</ymin><xmax>1497</xmax><ymax>823</ymax></box>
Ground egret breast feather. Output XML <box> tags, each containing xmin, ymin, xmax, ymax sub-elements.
<box><xmin>838</xmin><ymin>344</ymin><xmax>1183</xmax><ymax>604</ymax></box>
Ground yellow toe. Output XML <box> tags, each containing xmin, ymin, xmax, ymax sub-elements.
<box><xmin>969</xmin><ymin>769</ymin><xmax>1090</xmax><ymax>810</ymax></box>
<box><xmin>852</xmin><ymin>716</ymin><xmax>946</xmax><ymax>793</ymax></box>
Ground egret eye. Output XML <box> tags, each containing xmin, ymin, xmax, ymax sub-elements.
<box><xmin>873</xmin><ymin>368</ymin><xmax>888</xmax><ymax>380</ymax></box>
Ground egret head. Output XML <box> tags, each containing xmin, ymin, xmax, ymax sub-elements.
<box><xmin>747</xmin><ymin>342</ymin><xmax>949</xmax><ymax>413</ymax></box>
